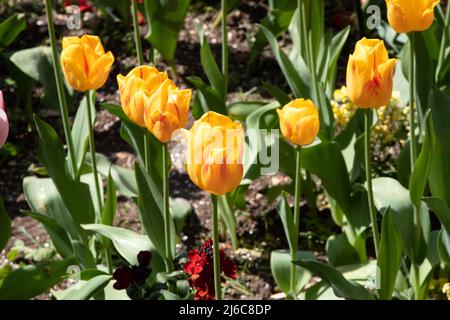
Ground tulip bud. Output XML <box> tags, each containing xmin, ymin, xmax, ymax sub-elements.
<box><xmin>346</xmin><ymin>38</ymin><xmax>396</xmax><ymax>109</ymax></box>
<box><xmin>144</xmin><ymin>79</ymin><xmax>191</xmax><ymax>143</ymax></box>
<box><xmin>61</xmin><ymin>34</ymin><xmax>114</xmax><ymax>92</ymax></box>
<box><xmin>277</xmin><ymin>99</ymin><xmax>320</xmax><ymax>146</ymax></box>
<box><xmin>184</xmin><ymin>112</ymin><xmax>244</xmax><ymax>195</ymax></box>
<box><xmin>386</xmin><ymin>0</ymin><xmax>439</xmax><ymax>33</ymax></box>
<box><xmin>0</xmin><ymin>91</ymin><xmax>9</xmax><ymax>148</ymax></box>
<box><xmin>117</xmin><ymin>66</ymin><xmax>168</xmax><ymax>127</ymax></box>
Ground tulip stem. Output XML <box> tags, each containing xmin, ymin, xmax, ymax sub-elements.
<box><xmin>299</xmin><ymin>0</ymin><xmax>311</xmax><ymax>69</ymax></box>
<box><xmin>221</xmin><ymin>0</ymin><xmax>228</xmax><ymax>98</ymax></box>
<box><xmin>364</xmin><ymin>109</ymin><xmax>379</xmax><ymax>257</ymax></box>
<box><xmin>436</xmin><ymin>5</ymin><xmax>450</xmax><ymax>83</ymax></box>
<box><xmin>162</xmin><ymin>143</ymin><xmax>173</xmax><ymax>272</ymax></box>
<box><xmin>86</xmin><ymin>91</ymin><xmax>103</xmax><ymax>219</ymax></box>
<box><xmin>211</xmin><ymin>194</ymin><xmax>222</xmax><ymax>300</ymax></box>
<box><xmin>408</xmin><ymin>33</ymin><xmax>417</xmax><ymax>169</ymax></box>
<box><xmin>290</xmin><ymin>146</ymin><xmax>302</xmax><ymax>297</ymax></box>
<box><xmin>408</xmin><ymin>31</ymin><xmax>423</xmax><ymax>301</ymax></box>
<box><xmin>44</xmin><ymin>0</ymin><xmax>78</xmax><ymax>179</ymax></box>
<box><xmin>131</xmin><ymin>0</ymin><xmax>145</xmax><ymax>66</ymax></box>
<box><xmin>144</xmin><ymin>131</ymin><xmax>152</xmax><ymax>175</ymax></box>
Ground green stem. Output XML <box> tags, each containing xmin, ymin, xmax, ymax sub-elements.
<box><xmin>408</xmin><ymin>32</ymin><xmax>417</xmax><ymax>169</ymax></box>
<box><xmin>131</xmin><ymin>0</ymin><xmax>145</xmax><ymax>66</ymax></box>
<box><xmin>86</xmin><ymin>91</ymin><xmax>103</xmax><ymax>219</ymax></box>
<box><xmin>162</xmin><ymin>143</ymin><xmax>173</xmax><ymax>272</ymax></box>
<box><xmin>408</xmin><ymin>34</ymin><xmax>422</xmax><ymax>294</ymax></box>
<box><xmin>44</xmin><ymin>0</ymin><xmax>77</xmax><ymax>179</ymax></box>
<box><xmin>290</xmin><ymin>146</ymin><xmax>302</xmax><ymax>296</ymax></box>
<box><xmin>104</xmin><ymin>247</ymin><xmax>112</xmax><ymax>274</ymax></box>
<box><xmin>364</xmin><ymin>109</ymin><xmax>379</xmax><ymax>257</ymax></box>
<box><xmin>436</xmin><ymin>5</ymin><xmax>450</xmax><ymax>83</ymax></box>
<box><xmin>300</xmin><ymin>0</ymin><xmax>311</xmax><ymax>71</ymax></box>
<box><xmin>211</xmin><ymin>194</ymin><xmax>222</xmax><ymax>300</ymax></box>
<box><xmin>144</xmin><ymin>132</ymin><xmax>152</xmax><ymax>175</ymax></box>
<box><xmin>221</xmin><ymin>0</ymin><xmax>228</xmax><ymax>98</ymax></box>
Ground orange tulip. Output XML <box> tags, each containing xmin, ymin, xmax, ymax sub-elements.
<box><xmin>117</xmin><ymin>66</ymin><xmax>168</xmax><ymax>127</ymax></box>
<box><xmin>184</xmin><ymin>112</ymin><xmax>244</xmax><ymax>195</ymax></box>
<box><xmin>144</xmin><ymin>79</ymin><xmax>191</xmax><ymax>143</ymax></box>
<box><xmin>61</xmin><ymin>34</ymin><xmax>114</xmax><ymax>92</ymax></box>
<box><xmin>277</xmin><ymin>99</ymin><xmax>320</xmax><ymax>146</ymax></box>
<box><xmin>386</xmin><ymin>0</ymin><xmax>439</xmax><ymax>33</ymax></box>
<box><xmin>346</xmin><ymin>38</ymin><xmax>396</xmax><ymax>109</ymax></box>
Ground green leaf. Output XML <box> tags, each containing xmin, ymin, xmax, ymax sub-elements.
<box><xmin>437</xmin><ymin>228</ymin><xmax>450</xmax><ymax>265</ymax></box>
<box><xmin>259</xmin><ymin>24</ymin><xmax>309</xmax><ymax>99</ymax></box>
<box><xmin>409</xmin><ymin>112</ymin><xmax>432</xmax><ymax>208</ymax></box>
<box><xmin>135</xmin><ymin>162</ymin><xmax>175</xmax><ymax>259</ymax></box>
<box><xmin>198</xmin><ymin>26</ymin><xmax>225</xmax><ymax>99</ymax></box>
<box><xmin>423</xmin><ymin>197</ymin><xmax>450</xmax><ymax>234</ymax></box>
<box><xmin>0</xmin><ymin>258</ymin><xmax>75</xmax><ymax>299</ymax></box>
<box><xmin>228</xmin><ymin>101</ymin><xmax>266</xmax><ymax>121</ymax></box>
<box><xmin>23</xmin><ymin>177</ymin><xmax>86</xmax><ymax>242</ymax></box>
<box><xmin>63</xmin><ymin>275</ymin><xmax>112</xmax><ymax>300</ymax></box>
<box><xmin>102</xmin><ymin>171</ymin><xmax>117</xmax><ymax>227</ymax></box>
<box><xmin>276</xmin><ymin>194</ymin><xmax>296</xmax><ymax>253</ymax></box>
<box><xmin>0</xmin><ymin>198</ymin><xmax>10</xmax><ymax>253</ymax></box>
<box><xmin>372</xmin><ymin>177</ymin><xmax>430</xmax><ymax>265</ymax></box>
<box><xmin>144</xmin><ymin>0</ymin><xmax>190</xmax><ymax>63</ymax></box>
<box><xmin>262</xmin><ymin>82</ymin><xmax>291</xmax><ymax>106</ymax></box>
<box><xmin>377</xmin><ymin>208</ymin><xmax>402</xmax><ymax>300</ymax></box>
<box><xmin>8</xmin><ymin>46</ymin><xmax>73</xmax><ymax>109</ymax></box>
<box><xmin>22</xmin><ymin>211</ymin><xmax>72</xmax><ymax>259</ymax></box>
<box><xmin>34</xmin><ymin>115</ymin><xmax>95</xmax><ymax>225</ymax></box>
<box><xmin>0</xmin><ymin>13</ymin><xmax>26</xmax><ymax>49</ymax></box>
<box><xmin>270</xmin><ymin>250</ymin><xmax>314</xmax><ymax>295</ymax></box>
<box><xmin>325</xmin><ymin>234</ymin><xmax>361</xmax><ymax>267</ymax></box>
<box><xmin>170</xmin><ymin>197</ymin><xmax>192</xmax><ymax>235</ymax></box>
<box><xmin>281</xmin><ymin>140</ymin><xmax>352</xmax><ymax>213</ymax></box>
<box><xmin>69</xmin><ymin>91</ymin><xmax>96</xmax><ymax>178</ymax></box>
<box><xmin>187</xmin><ymin>76</ymin><xmax>227</xmax><ymax>116</ymax></box>
<box><xmin>294</xmin><ymin>260</ymin><xmax>374</xmax><ymax>300</ymax></box>
<box><xmin>82</xmin><ymin>224</ymin><xmax>166</xmax><ymax>278</ymax></box>
<box><xmin>429</xmin><ymin>89</ymin><xmax>450</xmax><ymax>207</ymax></box>
<box><xmin>82</xmin><ymin>224</ymin><xmax>151</xmax><ymax>265</ymax></box>
<box><xmin>101</xmin><ymin>103</ymin><xmax>164</xmax><ymax>190</ymax></box>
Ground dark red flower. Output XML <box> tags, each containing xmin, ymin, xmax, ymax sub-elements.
<box><xmin>184</xmin><ymin>239</ymin><xmax>237</xmax><ymax>300</ymax></box>
<box><xmin>137</xmin><ymin>251</ymin><xmax>152</xmax><ymax>268</ymax></box>
<box><xmin>113</xmin><ymin>266</ymin><xmax>134</xmax><ymax>290</ymax></box>
<box><xmin>113</xmin><ymin>251</ymin><xmax>153</xmax><ymax>290</ymax></box>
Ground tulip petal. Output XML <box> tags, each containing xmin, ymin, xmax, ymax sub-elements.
<box><xmin>0</xmin><ymin>108</ymin><xmax>9</xmax><ymax>148</ymax></box>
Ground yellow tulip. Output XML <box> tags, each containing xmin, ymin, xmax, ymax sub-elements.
<box><xmin>346</xmin><ymin>38</ymin><xmax>396</xmax><ymax>109</ymax></box>
<box><xmin>184</xmin><ymin>111</ymin><xmax>244</xmax><ymax>196</ymax></box>
<box><xmin>144</xmin><ymin>79</ymin><xmax>191</xmax><ymax>143</ymax></box>
<box><xmin>117</xmin><ymin>66</ymin><xmax>168</xmax><ymax>127</ymax></box>
<box><xmin>277</xmin><ymin>99</ymin><xmax>320</xmax><ymax>146</ymax></box>
<box><xmin>386</xmin><ymin>0</ymin><xmax>439</xmax><ymax>33</ymax></box>
<box><xmin>61</xmin><ymin>35</ymin><xmax>114</xmax><ymax>92</ymax></box>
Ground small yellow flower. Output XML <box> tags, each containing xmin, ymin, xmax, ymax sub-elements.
<box><xmin>277</xmin><ymin>99</ymin><xmax>320</xmax><ymax>146</ymax></box>
<box><xmin>61</xmin><ymin>35</ymin><xmax>114</xmax><ymax>92</ymax></box>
